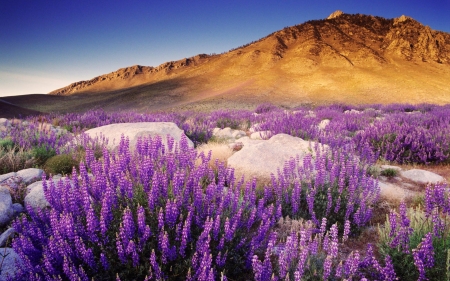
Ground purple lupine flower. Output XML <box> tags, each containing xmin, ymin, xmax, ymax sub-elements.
<box><xmin>323</xmin><ymin>255</ymin><xmax>332</xmax><ymax>280</ymax></box>
<box><xmin>413</xmin><ymin>232</ymin><xmax>435</xmax><ymax>281</ymax></box>
<box><xmin>137</xmin><ymin>206</ymin><xmax>151</xmax><ymax>247</ymax></box>
<box><xmin>329</xmin><ymin>223</ymin><xmax>339</xmax><ymax>258</ymax></box>
<box><xmin>382</xmin><ymin>255</ymin><xmax>397</xmax><ymax>281</ymax></box>
<box><xmin>343</xmin><ymin>220</ymin><xmax>351</xmax><ymax>242</ymax></box>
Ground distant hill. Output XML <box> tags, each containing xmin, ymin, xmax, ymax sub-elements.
<box><xmin>8</xmin><ymin>11</ymin><xmax>450</xmax><ymax>114</ymax></box>
<box><xmin>0</xmin><ymin>99</ymin><xmax>42</xmax><ymax>118</ymax></box>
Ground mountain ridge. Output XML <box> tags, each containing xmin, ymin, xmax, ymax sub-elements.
<box><xmin>46</xmin><ymin>11</ymin><xmax>450</xmax><ymax>109</ymax></box>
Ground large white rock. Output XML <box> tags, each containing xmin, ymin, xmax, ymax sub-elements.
<box><xmin>227</xmin><ymin>134</ymin><xmax>321</xmax><ymax>180</ymax></box>
<box><xmin>84</xmin><ymin>122</ymin><xmax>194</xmax><ymax>151</ymax></box>
<box><xmin>400</xmin><ymin>169</ymin><xmax>445</xmax><ymax>184</ymax></box>
<box><xmin>0</xmin><ymin>186</ymin><xmax>13</xmax><ymax>226</ymax></box>
<box><xmin>0</xmin><ymin>248</ymin><xmax>21</xmax><ymax>280</ymax></box>
<box><xmin>0</xmin><ymin>173</ymin><xmax>15</xmax><ymax>184</ymax></box>
<box><xmin>16</xmin><ymin>168</ymin><xmax>43</xmax><ymax>185</ymax></box>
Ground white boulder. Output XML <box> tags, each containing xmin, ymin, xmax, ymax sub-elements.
<box><xmin>400</xmin><ymin>169</ymin><xmax>445</xmax><ymax>185</ymax></box>
<box><xmin>84</xmin><ymin>122</ymin><xmax>194</xmax><ymax>151</ymax></box>
<box><xmin>227</xmin><ymin>134</ymin><xmax>322</xmax><ymax>180</ymax></box>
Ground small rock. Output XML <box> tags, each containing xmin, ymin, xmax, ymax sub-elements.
<box><xmin>380</xmin><ymin>165</ymin><xmax>402</xmax><ymax>171</ymax></box>
<box><xmin>400</xmin><ymin>169</ymin><xmax>445</xmax><ymax>184</ymax></box>
<box><xmin>0</xmin><ymin>118</ymin><xmax>10</xmax><ymax>127</ymax></box>
<box><xmin>344</xmin><ymin>109</ymin><xmax>361</xmax><ymax>114</ymax></box>
<box><xmin>0</xmin><ymin>228</ymin><xmax>16</xmax><ymax>248</ymax></box>
<box><xmin>231</xmin><ymin>130</ymin><xmax>246</xmax><ymax>139</ymax></box>
<box><xmin>0</xmin><ymin>248</ymin><xmax>21</xmax><ymax>280</ymax></box>
<box><xmin>250</xmin><ymin>131</ymin><xmax>272</xmax><ymax>140</ymax></box>
<box><xmin>12</xmin><ymin>203</ymin><xmax>23</xmax><ymax>216</ymax></box>
<box><xmin>228</xmin><ymin>142</ymin><xmax>244</xmax><ymax>151</ymax></box>
<box><xmin>16</xmin><ymin>168</ymin><xmax>43</xmax><ymax>185</ymax></box>
<box><xmin>318</xmin><ymin>119</ymin><xmax>330</xmax><ymax>130</ymax></box>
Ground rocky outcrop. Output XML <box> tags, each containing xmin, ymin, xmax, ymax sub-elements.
<box><xmin>327</xmin><ymin>10</ymin><xmax>344</xmax><ymax>20</ymax></box>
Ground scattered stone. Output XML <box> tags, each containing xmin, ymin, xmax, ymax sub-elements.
<box><xmin>0</xmin><ymin>118</ymin><xmax>10</xmax><ymax>127</ymax></box>
<box><xmin>0</xmin><ymin>248</ymin><xmax>21</xmax><ymax>280</ymax></box>
<box><xmin>249</xmin><ymin>123</ymin><xmax>262</xmax><ymax>133</ymax></box>
<box><xmin>380</xmin><ymin>165</ymin><xmax>402</xmax><ymax>171</ymax></box>
<box><xmin>16</xmin><ymin>168</ymin><xmax>43</xmax><ymax>185</ymax></box>
<box><xmin>250</xmin><ymin>131</ymin><xmax>272</xmax><ymax>140</ymax></box>
<box><xmin>227</xmin><ymin>134</ymin><xmax>323</xmax><ymax>180</ymax></box>
<box><xmin>212</xmin><ymin>127</ymin><xmax>246</xmax><ymax>140</ymax></box>
<box><xmin>318</xmin><ymin>119</ymin><xmax>330</xmax><ymax>130</ymax></box>
<box><xmin>0</xmin><ymin>228</ymin><xmax>16</xmax><ymax>248</ymax></box>
<box><xmin>11</xmin><ymin>203</ymin><xmax>23</xmax><ymax>216</ymax></box>
<box><xmin>84</xmin><ymin>122</ymin><xmax>194</xmax><ymax>151</ymax></box>
<box><xmin>344</xmin><ymin>109</ymin><xmax>361</xmax><ymax>114</ymax></box>
<box><xmin>400</xmin><ymin>169</ymin><xmax>445</xmax><ymax>184</ymax></box>
<box><xmin>228</xmin><ymin>142</ymin><xmax>243</xmax><ymax>151</ymax></box>
<box><xmin>0</xmin><ymin>186</ymin><xmax>13</xmax><ymax>226</ymax></box>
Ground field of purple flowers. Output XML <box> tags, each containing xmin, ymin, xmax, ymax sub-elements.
<box><xmin>1</xmin><ymin>103</ymin><xmax>450</xmax><ymax>280</ymax></box>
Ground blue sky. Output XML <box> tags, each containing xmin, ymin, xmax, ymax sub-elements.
<box><xmin>1</xmin><ymin>0</ymin><xmax>449</xmax><ymax>97</ymax></box>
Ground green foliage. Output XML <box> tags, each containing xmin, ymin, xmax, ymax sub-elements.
<box><xmin>0</xmin><ymin>138</ymin><xmax>15</xmax><ymax>151</ymax></box>
<box><xmin>32</xmin><ymin>145</ymin><xmax>56</xmax><ymax>166</ymax></box>
<box><xmin>378</xmin><ymin>207</ymin><xmax>450</xmax><ymax>280</ymax></box>
<box><xmin>366</xmin><ymin>165</ymin><xmax>380</xmax><ymax>178</ymax></box>
<box><xmin>216</xmin><ymin>118</ymin><xmax>241</xmax><ymax>130</ymax></box>
<box><xmin>44</xmin><ymin>154</ymin><xmax>79</xmax><ymax>175</ymax></box>
<box><xmin>380</xmin><ymin>168</ymin><xmax>399</xmax><ymax>178</ymax></box>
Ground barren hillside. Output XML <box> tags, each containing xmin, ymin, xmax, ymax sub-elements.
<box><xmin>38</xmin><ymin>11</ymin><xmax>450</xmax><ymax>110</ymax></box>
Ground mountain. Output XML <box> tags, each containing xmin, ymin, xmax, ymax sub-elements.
<box><xmin>21</xmin><ymin>11</ymin><xmax>450</xmax><ymax>112</ymax></box>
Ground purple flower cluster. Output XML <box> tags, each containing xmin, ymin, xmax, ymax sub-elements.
<box><xmin>11</xmin><ymin>135</ymin><xmax>279</xmax><ymax>280</ymax></box>
<box><xmin>273</xmin><ymin>145</ymin><xmax>379</xmax><ymax>231</ymax></box>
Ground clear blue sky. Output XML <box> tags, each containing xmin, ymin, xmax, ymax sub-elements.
<box><xmin>1</xmin><ymin>0</ymin><xmax>449</xmax><ymax>97</ymax></box>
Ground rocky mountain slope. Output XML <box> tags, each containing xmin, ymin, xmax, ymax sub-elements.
<box><xmin>41</xmin><ymin>11</ymin><xmax>450</xmax><ymax>110</ymax></box>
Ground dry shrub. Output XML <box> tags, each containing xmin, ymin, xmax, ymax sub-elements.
<box><xmin>0</xmin><ymin>146</ymin><xmax>35</xmax><ymax>174</ymax></box>
<box><xmin>195</xmin><ymin>142</ymin><xmax>234</xmax><ymax>168</ymax></box>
